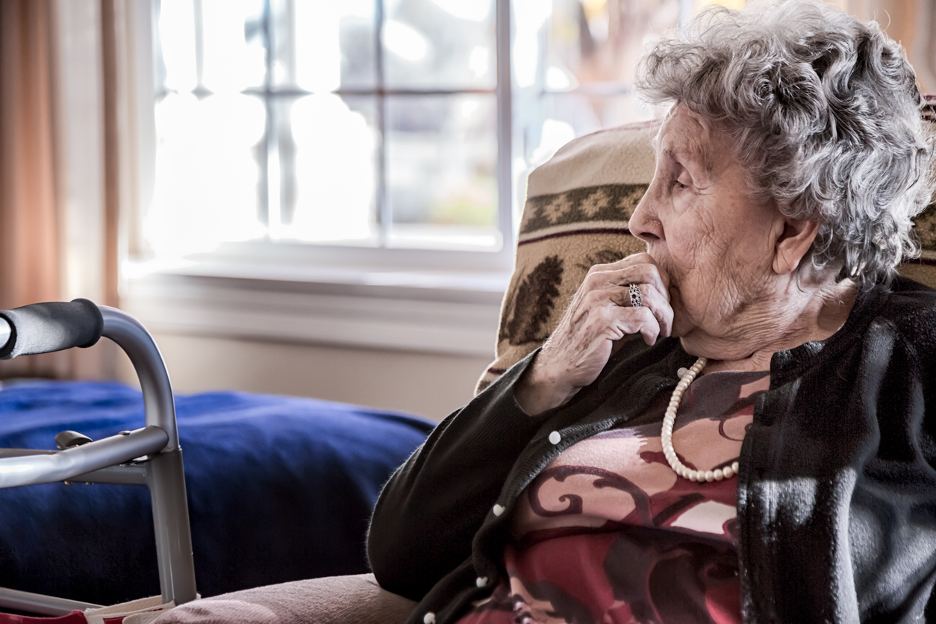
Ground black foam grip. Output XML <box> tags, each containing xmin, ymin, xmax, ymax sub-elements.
<box><xmin>0</xmin><ymin>299</ymin><xmax>104</xmax><ymax>360</ymax></box>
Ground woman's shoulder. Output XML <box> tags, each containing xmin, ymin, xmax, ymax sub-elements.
<box><xmin>873</xmin><ymin>276</ymin><xmax>936</xmax><ymax>353</ymax></box>
<box><xmin>889</xmin><ymin>275</ymin><xmax>936</xmax><ymax>296</ymax></box>
<box><xmin>880</xmin><ymin>276</ymin><xmax>936</xmax><ymax>318</ymax></box>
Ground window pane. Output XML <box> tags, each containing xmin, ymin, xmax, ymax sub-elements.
<box><xmin>156</xmin><ymin>0</ymin><xmax>197</xmax><ymax>92</ymax></box>
<box><xmin>546</xmin><ymin>0</ymin><xmax>680</xmax><ymax>89</ymax></box>
<box><xmin>383</xmin><ymin>0</ymin><xmax>496</xmax><ymax>90</ymax></box>
<box><xmin>156</xmin><ymin>0</ymin><xmax>266</xmax><ymax>93</ymax></box>
<box><xmin>147</xmin><ymin>93</ymin><xmax>267</xmax><ymax>257</ymax></box>
<box><xmin>519</xmin><ymin>92</ymin><xmax>655</xmax><ymax>168</ymax></box>
<box><xmin>280</xmin><ymin>94</ymin><xmax>379</xmax><ymax>245</ymax></box>
<box><xmin>386</xmin><ymin>95</ymin><xmax>500</xmax><ymax>250</ymax></box>
<box><xmin>273</xmin><ymin>0</ymin><xmax>377</xmax><ymax>91</ymax></box>
<box><xmin>201</xmin><ymin>0</ymin><xmax>267</xmax><ymax>92</ymax></box>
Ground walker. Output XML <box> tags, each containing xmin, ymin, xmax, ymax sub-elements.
<box><xmin>0</xmin><ymin>300</ymin><xmax>197</xmax><ymax>615</ymax></box>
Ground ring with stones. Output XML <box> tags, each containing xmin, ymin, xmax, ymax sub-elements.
<box><xmin>629</xmin><ymin>283</ymin><xmax>642</xmax><ymax>308</ymax></box>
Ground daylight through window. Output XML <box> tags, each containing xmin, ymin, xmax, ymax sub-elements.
<box><xmin>148</xmin><ymin>0</ymin><xmax>698</xmax><ymax>263</ymax></box>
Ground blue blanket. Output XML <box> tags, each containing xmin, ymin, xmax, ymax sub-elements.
<box><xmin>0</xmin><ymin>381</ymin><xmax>434</xmax><ymax>606</ymax></box>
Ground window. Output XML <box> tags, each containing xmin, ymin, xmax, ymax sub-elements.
<box><xmin>130</xmin><ymin>0</ymin><xmax>704</xmax><ymax>353</ymax></box>
<box><xmin>145</xmin><ymin>0</ymin><xmax>697</xmax><ymax>275</ymax></box>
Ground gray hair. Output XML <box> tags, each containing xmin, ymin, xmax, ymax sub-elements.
<box><xmin>636</xmin><ymin>0</ymin><xmax>935</xmax><ymax>287</ymax></box>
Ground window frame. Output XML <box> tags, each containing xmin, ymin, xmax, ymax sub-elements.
<box><xmin>121</xmin><ymin>0</ymin><xmax>516</xmax><ymax>356</ymax></box>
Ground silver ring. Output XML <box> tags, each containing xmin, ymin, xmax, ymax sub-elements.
<box><xmin>629</xmin><ymin>283</ymin><xmax>642</xmax><ymax>308</ymax></box>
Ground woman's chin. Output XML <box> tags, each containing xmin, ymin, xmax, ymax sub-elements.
<box><xmin>676</xmin><ymin>327</ymin><xmax>728</xmax><ymax>360</ymax></box>
<box><xmin>670</xmin><ymin>313</ymin><xmax>693</xmax><ymax>340</ymax></box>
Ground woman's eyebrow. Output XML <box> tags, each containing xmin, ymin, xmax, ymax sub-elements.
<box><xmin>666</xmin><ymin>141</ymin><xmax>719</xmax><ymax>178</ymax></box>
<box><xmin>663</xmin><ymin>147</ymin><xmax>696</xmax><ymax>170</ymax></box>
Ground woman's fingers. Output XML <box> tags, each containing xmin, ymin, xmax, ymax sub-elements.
<box><xmin>608</xmin><ymin>283</ymin><xmax>674</xmax><ymax>339</ymax></box>
<box><xmin>576</xmin><ymin>272</ymin><xmax>672</xmax><ymax>340</ymax></box>
<box><xmin>514</xmin><ymin>253</ymin><xmax>676</xmax><ymax>414</ymax></box>
<box><xmin>581</xmin><ymin>291</ymin><xmax>663</xmax><ymax>346</ymax></box>
<box><xmin>622</xmin><ymin>303</ymin><xmax>663</xmax><ymax>346</ymax></box>
<box><xmin>585</xmin><ymin>265</ymin><xmax>669</xmax><ymax>305</ymax></box>
<box><xmin>585</xmin><ymin>253</ymin><xmax>670</xmax><ymax>298</ymax></box>
<box><xmin>544</xmin><ymin>287</ymin><xmax>666</xmax><ymax>378</ymax></box>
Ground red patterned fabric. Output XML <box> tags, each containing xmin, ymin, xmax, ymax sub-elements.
<box><xmin>0</xmin><ymin>612</ymin><xmax>86</xmax><ymax>624</ymax></box>
<box><xmin>459</xmin><ymin>370</ymin><xmax>770</xmax><ymax>624</ymax></box>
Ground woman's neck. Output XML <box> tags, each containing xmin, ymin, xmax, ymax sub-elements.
<box><xmin>686</xmin><ymin>277</ymin><xmax>859</xmax><ymax>374</ymax></box>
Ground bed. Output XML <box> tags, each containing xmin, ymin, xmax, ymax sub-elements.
<box><xmin>0</xmin><ymin>378</ymin><xmax>433</xmax><ymax>607</ymax></box>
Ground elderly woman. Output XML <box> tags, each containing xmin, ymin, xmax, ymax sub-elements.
<box><xmin>366</xmin><ymin>1</ymin><xmax>936</xmax><ymax>623</ymax></box>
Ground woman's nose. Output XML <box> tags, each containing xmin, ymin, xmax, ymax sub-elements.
<box><xmin>628</xmin><ymin>186</ymin><xmax>663</xmax><ymax>243</ymax></box>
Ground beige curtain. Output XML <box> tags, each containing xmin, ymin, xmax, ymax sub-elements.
<box><xmin>0</xmin><ymin>0</ymin><xmax>59</xmax><ymax>311</ymax></box>
<box><xmin>0</xmin><ymin>0</ymin><xmax>121</xmax><ymax>380</ymax></box>
<box><xmin>0</xmin><ymin>0</ymin><xmax>67</xmax><ymax>379</ymax></box>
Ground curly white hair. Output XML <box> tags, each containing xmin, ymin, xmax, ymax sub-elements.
<box><xmin>636</xmin><ymin>0</ymin><xmax>935</xmax><ymax>286</ymax></box>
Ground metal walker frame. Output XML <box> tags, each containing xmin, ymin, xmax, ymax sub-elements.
<box><xmin>0</xmin><ymin>304</ymin><xmax>197</xmax><ymax>615</ymax></box>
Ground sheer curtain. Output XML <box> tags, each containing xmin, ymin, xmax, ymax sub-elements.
<box><xmin>0</xmin><ymin>0</ymin><xmax>124</xmax><ymax>380</ymax></box>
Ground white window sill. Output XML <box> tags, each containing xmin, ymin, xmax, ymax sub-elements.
<box><xmin>121</xmin><ymin>258</ymin><xmax>510</xmax><ymax>359</ymax></box>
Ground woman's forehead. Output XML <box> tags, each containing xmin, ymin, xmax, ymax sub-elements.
<box><xmin>656</xmin><ymin>107</ymin><xmax>709</xmax><ymax>154</ymax></box>
<box><xmin>654</xmin><ymin>106</ymin><xmax>730</xmax><ymax>176</ymax></box>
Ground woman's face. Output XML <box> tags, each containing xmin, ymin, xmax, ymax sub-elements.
<box><xmin>628</xmin><ymin>105</ymin><xmax>785</xmax><ymax>356</ymax></box>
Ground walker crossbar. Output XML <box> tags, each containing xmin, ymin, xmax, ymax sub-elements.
<box><xmin>0</xmin><ymin>303</ymin><xmax>197</xmax><ymax>614</ymax></box>
<box><xmin>0</xmin><ymin>587</ymin><xmax>103</xmax><ymax>615</ymax></box>
<box><xmin>0</xmin><ymin>427</ymin><xmax>167</xmax><ymax>488</ymax></box>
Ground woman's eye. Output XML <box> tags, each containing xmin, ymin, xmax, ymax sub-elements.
<box><xmin>671</xmin><ymin>177</ymin><xmax>689</xmax><ymax>190</ymax></box>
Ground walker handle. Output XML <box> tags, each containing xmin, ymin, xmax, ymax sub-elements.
<box><xmin>0</xmin><ymin>299</ymin><xmax>104</xmax><ymax>359</ymax></box>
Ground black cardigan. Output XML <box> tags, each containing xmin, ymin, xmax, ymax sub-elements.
<box><xmin>367</xmin><ymin>277</ymin><xmax>936</xmax><ymax>623</ymax></box>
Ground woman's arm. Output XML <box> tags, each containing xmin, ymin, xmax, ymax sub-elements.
<box><xmin>366</xmin><ymin>352</ymin><xmax>551</xmax><ymax>600</ymax></box>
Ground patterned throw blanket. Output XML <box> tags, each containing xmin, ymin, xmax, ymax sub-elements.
<box><xmin>460</xmin><ymin>370</ymin><xmax>770</xmax><ymax>624</ymax></box>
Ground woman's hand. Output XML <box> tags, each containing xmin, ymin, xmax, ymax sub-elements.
<box><xmin>514</xmin><ymin>253</ymin><xmax>674</xmax><ymax>415</ymax></box>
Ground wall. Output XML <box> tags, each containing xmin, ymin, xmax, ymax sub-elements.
<box><xmin>117</xmin><ymin>332</ymin><xmax>493</xmax><ymax>422</ymax></box>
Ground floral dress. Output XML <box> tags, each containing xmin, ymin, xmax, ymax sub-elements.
<box><xmin>457</xmin><ymin>369</ymin><xmax>771</xmax><ymax>624</ymax></box>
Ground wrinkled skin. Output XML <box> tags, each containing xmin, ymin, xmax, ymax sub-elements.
<box><xmin>515</xmin><ymin>105</ymin><xmax>857</xmax><ymax>415</ymax></box>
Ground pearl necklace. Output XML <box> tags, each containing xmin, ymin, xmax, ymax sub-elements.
<box><xmin>661</xmin><ymin>357</ymin><xmax>740</xmax><ymax>482</ymax></box>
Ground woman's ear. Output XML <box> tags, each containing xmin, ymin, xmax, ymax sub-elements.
<box><xmin>773</xmin><ymin>216</ymin><xmax>819</xmax><ymax>275</ymax></box>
